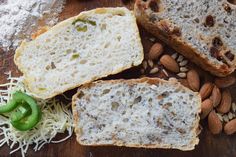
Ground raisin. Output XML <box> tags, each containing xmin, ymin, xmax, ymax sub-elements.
<box><xmin>212</xmin><ymin>37</ymin><xmax>223</xmax><ymax>48</ymax></box>
<box><xmin>210</xmin><ymin>47</ymin><xmax>222</xmax><ymax>61</ymax></box>
<box><xmin>225</xmin><ymin>51</ymin><xmax>234</xmax><ymax>61</ymax></box>
<box><xmin>205</xmin><ymin>15</ymin><xmax>215</xmax><ymax>27</ymax></box>
<box><xmin>149</xmin><ymin>0</ymin><xmax>159</xmax><ymax>12</ymax></box>
<box><xmin>223</xmin><ymin>3</ymin><xmax>232</xmax><ymax>13</ymax></box>
<box><xmin>172</xmin><ymin>27</ymin><xmax>181</xmax><ymax>36</ymax></box>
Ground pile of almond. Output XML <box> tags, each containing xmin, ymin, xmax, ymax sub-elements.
<box><xmin>142</xmin><ymin>41</ymin><xmax>236</xmax><ymax>135</ymax></box>
<box><xmin>187</xmin><ymin>71</ymin><xmax>236</xmax><ymax>135</ymax></box>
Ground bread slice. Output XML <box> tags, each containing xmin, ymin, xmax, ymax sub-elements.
<box><xmin>134</xmin><ymin>0</ymin><xmax>236</xmax><ymax>77</ymax></box>
<box><xmin>72</xmin><ymin>77</ymin><xmax>201</xmax><ymax>151</ymax></box>
<box><xmin>14</xmin><ymin>7</ymin><xmax>143</xmax><ymax>99</ymax></box>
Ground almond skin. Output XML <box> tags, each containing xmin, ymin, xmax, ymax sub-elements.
<box><xmin>210</xmin><ymin>85</ymin><xmax>221</xmax><ymax>107</ymax></box>
<box><xmin>148</xmin><ymin>43</ymin><xmax>164</xmax><ymax>60</ymax></box>
<box><xmin>217</xmin><ymin>89</ymin><xmax>231</xmax><ymax>114</ymax></box>
<box><xmin>187</xmin><ymin>69</ymin><xmax>200</xmax><ymax>92</ymax></box>
<box><xmin>160</xmin><ymin>55</ymin><xmax>180</xmax><ymax>73</ymax></box>
<box><xmin>224</xmin><ymin>119</ymin><xmax>236</xmax><ymax>135</ymax></box>
<box><xmin>200</xmin><ymin>99</ymin><xmax>213</xmax><ymax>119</ymax></box>
<box><xmin>208</xmin><ymin>110</ymin><xmax>222</xmax><ymax>134</ymax></box>
<box><xmin>214</xmin><ymin>76</ymin><xmax>236</xmax><ymax>88</ymax></box>
<box><xmin>199</xmin><ymin>82</ymin><xmax>214</xmax><ymax>100</ymax></box>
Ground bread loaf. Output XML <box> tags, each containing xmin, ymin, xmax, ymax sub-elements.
<box><xmin>14</xmin><ymin>7</ymin><xmax>144</xmax><ymax>99</ymax></box>
<box><xmin>134</xmin><ymin>0</ymin><xmax>236</xmax><ymax>76</ymax></box>
<box><xmin>72</xmin><ymin>77</ymin><xmax>201</xmax><ymax>150</ymax></box>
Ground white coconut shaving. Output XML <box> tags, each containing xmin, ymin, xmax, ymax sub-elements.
<box><xmin>0</xmin><ymin>0</ymin><xmax>65</xmax><ymax>51</ymax></box>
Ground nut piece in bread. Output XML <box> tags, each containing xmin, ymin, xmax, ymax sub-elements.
<box><xmin>72</xmin><ymin>77</ymin><xmax>201</xmax><ymax>151</ymax></box>
<box><xmin>14</xmin><ymin>7</ymin><xmax>144</xmax><ymax>99</ymax></box>
<box><xmin>134</xmin><ymin>0</ymin><xmax>236</xmax><ymax>76</ymax></box>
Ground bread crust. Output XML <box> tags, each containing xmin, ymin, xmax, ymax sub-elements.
<box><xmin>72</xmin><ymin>77</ymin><xmax>201</xmax><ymax>151</ymax></box>
<box><xmin>134</xmin><ymin>0</ymin><xmax>235</xmax><ymax>77</ymax></box>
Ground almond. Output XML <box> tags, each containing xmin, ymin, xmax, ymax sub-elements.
<box><xmin>217</xmin><ymin>89</ymin><xmax>231</xmax><ymax>114</ymax></box>
<box><xmin>214</xmin><ymin>76</ymin><xmax>236</xmax><ymax>88</ymax></box>
<box><xmin>208</xmin><ymin>110</ymin><xmax>222</xmax><ymax>134</ymax></box>
<box><xmin>200</xmin><ymin>99</ymin><xmax>213</xmax><ymax>119</ymax></box>
<box><xmin>187</xmin><ymin>70</ymin><xmax>200</xmax><ymax>92</ymax></box>
<box><xmin>178</xmin><ymin>79</ymin><xmax>190</xmax><ymax>88</ymax></box>
<box><xmin>199</xmin><ymin>82</ymin><xmax>214</xmax><ymax>100</ymax></box>
<box><xmin>210</xmin><ymin>85</ymin><xmax>221</xmax><ymax>107</ymax></box>
<box><xmin>224</xmin><ymin>119</ymin><xmax>236</xmax><ymax>135</ymax></box>
<box><xmin>148</xmin><ymin>43</ymin><xmax>163</xmax><ymax>60</ymax></box>
<box><xmin>160</xmin><ymin>55</ymin><xmax>180</xmax><ymax>73</ymax></box>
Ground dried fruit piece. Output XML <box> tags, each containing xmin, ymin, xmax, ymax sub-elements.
<box><xmin>199</xmin><ymin>82</ymin><xmax>214</xmax><ymax>100</ymax></box>
<box><xmin>217</xmin><ymin>89</ymin><xmax>232</xmax><ymax>114</ymax></box>
<box><xmin>160</xmin><ymin>55</ymin><xmax>180</xmax><ymax>73</ymax></box>
<box><xmin>187</xmin><ymin>70</ymin><xmax>200</xmax><ymax>92</ymax></box>
<box><xmin>214</xmin><ymin>76</ymin><xmax>236</xmax><ymax>88</ymax></box>
<box><xmin>201</xmin><ymin>99</ymin><xmax>213</xmax><ymax>119</ymax></box>
<box><xmin>224</xmin><ymin>119</ymin><xmax>236</xmax><ymax>135</ymax></box>
<box><xmin>208</xmin><ymin>110</ymin><xmax>222</xmax><ymax>134</ymax></box>
<box><xmin>210</xmin><ymin>85</ymin><xmax>221</xmax><ymax>107</ymax></box>
<box><xmin>148</xmin><ymin>43</ymin><xmax>163</xmax><ymax>60</ymax></box>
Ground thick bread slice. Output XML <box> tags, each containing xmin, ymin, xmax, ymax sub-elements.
<box><xmin>72</xmin><ymin>77</ymin><xmax>201</xmax><ymax>151</ymax></box>
<box><xmin>134</xmin><ymin>0</ymin><xmax>236</xmax><ymax>77</ymax></box>
<box><xmin>14</xmin><ymin>7</ymin><xmax>144</xmax><ymax>99</ymax></box>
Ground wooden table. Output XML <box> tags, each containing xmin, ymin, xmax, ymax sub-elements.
<box><xmin>0</xmin><ymin>0</ymin><xmax>236</xmax><ymax>156</ymax></box>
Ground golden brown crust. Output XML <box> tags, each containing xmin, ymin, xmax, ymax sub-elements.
<box><xmin>134</xmin><ymin>0</ymin><xmax>235</xmax><ymax>77</ymax></box>
<box><xmin>72</xmin><ymin>77</ymin><xmax>201</xmax><ymax>151</ymax></box>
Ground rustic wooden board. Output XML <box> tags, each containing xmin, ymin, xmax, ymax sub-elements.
<box><xmin>0</xmin><ymin>0</ymin><xmax>236</xmax><ymax>156</ymax></box>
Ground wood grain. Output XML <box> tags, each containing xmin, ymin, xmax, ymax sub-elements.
<box><xmin>0</xmin><ymin>0</ymin><xmax>236</xmax><ymax>157</ymax></box>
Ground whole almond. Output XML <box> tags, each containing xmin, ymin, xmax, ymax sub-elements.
<box><xmin>199</xmin><ymin>82</ymin><xmax>214</xmax><ymax>100</ymax></box>
<box><xmin>208</xmin><ymin>110</ymin><xmax>222</xmax><ymax>134</ymax></box>
<box><xmin>224</xmin><ymin>119</ymin><xmax>236</xmax><ymax>135</ymax></box>
<box><xmin>210</xmin><ymin>85</ymin><xmax>221</xmax><ymax>107</ymax></box>
<box><xmin>217</xmin><ymin>89</ymin><xmax>231</xmax><ymax>114</ymax></box>
<box><xmin>178</xmin><ymin>79</ymin><xmax>190</xmax><ymax>88</ymax></box>
<box><xmin>187</xmin><ymin>70</ymin><xmax>200</xmax><ymax>92</ymax></box>
<box><xmin>214</xmin><ymin>76</ymin><xmax>236</xmax><ymax>88</ymax></box>
<box><xmin>160</xmin><ymin>55</ymin><xmax>180</xmax><ymax>73</ymax></box>
<box><xmin>201</xmin><ymin>99</ymin><xmax>213</xmax><ymax>119</ymax></box>
<box><xmin>148</xmin><ymin>43</ymin><xmax>164</xmax><ymax>60</ymax></box>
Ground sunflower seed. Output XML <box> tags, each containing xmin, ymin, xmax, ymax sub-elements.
<box><xmin>179</xmin><ymin>60</ymin><xmax>188</xmax><ymax>66</ymax></box>
<box><xmin>177</xmin><ymin>55</ymin><xmax>184</xmax><ymax>62</ymax></box>
<box><xmin>148</xmin><ymin>60</ymin><xmax>154</xmax><ymax>68</ymax></box>
<box><xmin>217</xmin><ymin>113</ymin><xmax>223</xmax><ymax>121</ymax></box>
<box><xmin>142</xmin><ymin>61</ymin><xmax>148</xmax><ymax>70</ymax></box>
<box><xmin>232</xmin><ymin>102</ymin><xmax>236</xmax><ymax>112</ymax></box>
<box><xmin>180</xmin><ymin>67</ymin><xmax>188</xmax><ymax>72</ymax></box>
<box><xmin>149</xmin><ymin>37</ymin><xmax>156</xmax><ymax>42</ymax></box>
<box><xmin>171</xmin><ymin>53</ymin><xmax>178</xmax><ymax>60</ymax></box>
<box><xmin>228</xmin><ymin>112</ymin><xmax>234</xmax><ymax>120</ymax></box>
<box><xmin>177</xmin><ymin>72</ymin><xmax>186</xmax><ymax>78</ymax></box>
<box><xmin>162</xmin><ymin>69</ymin><xmax>169</xmax><ymax>77</ymax></box>
<box><xmin>223</xmin><ymin>115</ymin><xmax>229</xmax><ymax>122</ymax></box>
<box><xmin>150</xmin><ymin>67</ymin><xmax>159</xmax><ymax>74</ymax></box>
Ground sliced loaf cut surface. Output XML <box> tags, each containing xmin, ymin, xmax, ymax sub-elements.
<box><xmin>134</xmin><ymin>0</ymin><xmax>236</xmax><ymax>76</ymax></box>
<box><xmin>72</xmin><ymin>78</ymin><xmax>201</xmax><ymax>151</ymax></box>
<box><xmin>14</xmin><ymin>7</ymin><xmax>143</xmax><ymax>99</ymax></box>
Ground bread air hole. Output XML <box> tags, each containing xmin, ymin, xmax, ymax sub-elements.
<box><xmin>133</xmin><ymin>96</ymin><xmax>142</xmax><ymax>104</ymax></box>
<box><xmin>102</xmin><ymin>89</ymin><xmax>110</xmax><ymax>94</ymax></box>
<box><xmin>227</xmin><ymin>0</ymin><xmax>236</xmax><ymax>5</ymax></box>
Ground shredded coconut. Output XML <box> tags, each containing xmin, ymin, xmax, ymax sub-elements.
<box><xmin>0</xmin><ymin>0</ymin><xmax>65</xmax><ymax>51</ymax></box>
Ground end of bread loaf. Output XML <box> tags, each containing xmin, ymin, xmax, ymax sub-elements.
<box><xmin>134</xmin><ymin>0</ymin><xmax>236</xmax><ymax>76</ymax></box>
<box><xmin>14</xmin><ymin>7</ymin><xmax>144</xmax><ymax>99</ymax></box>
<box><xmin>72</xmin><ymin>78</ymin><xmax>201</xmax><ymax>151</ymax></box>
